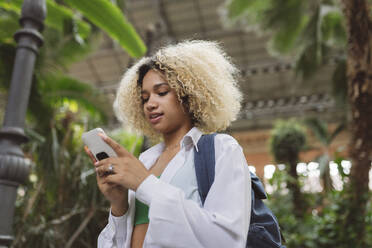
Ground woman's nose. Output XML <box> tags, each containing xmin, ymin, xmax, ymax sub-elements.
<box><xmin>146</xmin><ymin>96</ymin><xmax>158</xmax><ymax>111</ymax></box>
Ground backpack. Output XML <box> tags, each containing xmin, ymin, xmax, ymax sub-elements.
<box><xmin>194</xmin><ymin>134</ymin><xmax>285</xmax><ymax>248</ymax></box>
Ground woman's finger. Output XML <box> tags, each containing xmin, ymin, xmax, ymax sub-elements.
<box><xmin>95</xmin><ymin>162</ymin><xmax>116</xmax><ymax>177</ymax></box>
<box><xmin>94</xmin><ymin>157</ymin><xmax>117</xmax><ymax>168</ymax></box>
<box><xmin>98</xmin><ymin>133</ymin><xmax>130</xmax><ymax>157</ymax></box>
<box><xmin>102</xmin><ymin>173</ymin><xmax>126</xmax><ymax>188</ymax></box>
<box><xmin>84</xmin><ymin>146</ymin><xmax>97</xmax><ymax>163</ymax></box>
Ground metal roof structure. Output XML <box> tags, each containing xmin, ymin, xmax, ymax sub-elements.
<box><xmin>67</xmin><ymin>0</ymin><xmax>344</xmax><ymax>130</ymax></box>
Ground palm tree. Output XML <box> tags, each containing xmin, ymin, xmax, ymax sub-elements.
<box><xmin>304</xmin><ymin>117</ymin><xmax>345</xmax><ymax>193</ymax></box>
<box><xmin>269</xmin><ymin>119</ymin><xmax>307</xmax><ymax>218</ymax></box>
<box><xmin>338</xmin><ymin>0</ymin><xmax>372</xmax><ymax>246</ymax></box>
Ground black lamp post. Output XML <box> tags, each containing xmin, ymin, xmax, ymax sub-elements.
<box><xmin>0</xmin><ymin>0</ymin><xmax>46</xmax><ymax>247</ymax></box>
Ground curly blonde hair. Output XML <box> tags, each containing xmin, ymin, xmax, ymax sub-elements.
<box><xmin>114</xmin><ymin>40</ymin><xmax>242</xmax><ymax>139</ymax></box>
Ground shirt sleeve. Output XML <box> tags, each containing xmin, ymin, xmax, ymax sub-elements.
<box><xmin>135</xmin><ymin>134</ymin><xmax>252</xmax><ymax>247</ymax></box>
<box><xmin>97</xmin><ymin>208</ymin><xmax>129</xmax><ymax>248</ymax></box>
<box><xmin>97</xmin><ymin>151</ymin><xmax>149</xmax><ymax>248</ymax></box>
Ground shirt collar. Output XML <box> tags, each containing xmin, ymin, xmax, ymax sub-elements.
<box><xmin>140</xmin><ymin>127</ymin><xmax>203</xmax><ymax>162</ymax></box>
<box><xmin>180</xmin><ymin>127</ymin><xmax>203</xmax><ymax>152</ymax></box>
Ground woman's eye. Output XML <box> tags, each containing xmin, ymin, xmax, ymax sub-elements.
<box><xmin>141</xmin><ymin>97</ymin><xmax>149</xmax><ymax>103</ymax></box>
<box><xmin>158</xmin><ymin>91</ymin><xmax>168</xmax><ymax>96</ymax></box>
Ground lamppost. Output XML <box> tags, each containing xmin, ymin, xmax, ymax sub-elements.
<box><xmin>0</xmin><ymin>0</ymin><xmax>46</xmax><ymax>247</ymax></box>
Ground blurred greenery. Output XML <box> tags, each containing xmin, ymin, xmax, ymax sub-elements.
<box><xmin>13</xmin><ymin>103</ymin><xmax>143</xmax><ymax>247</ymax></box>
<box><xmin>266</xmin><ymin>118</ymin><xmax>371</xmax><ymax>247</ymax></box>
<box><xmin>303</xmin><ymin>117</ymin><xmax>346</xmax><ymax>193</ymax></box>
<box><xmin>223</xmin><ymin>0</ymin><xmax>348</xmax><ymax>107</ymax></box>
<box><xmin>267</xmin><ymin>163</ymin><xmax>372</xmax><ymax>248</ymax></box>
<box><xmin>0</xmin><ymin>0</ymin><xmax>146</xmax><ymax>247</ymax></box>
<box><xmin>226</xmin><ymin>0</ymin><xmax>372</xmax><ymax>246</ymax></box>
<box><xmin>1</xmin><ymin>0</ymin><xmax>371</xmax><ymax>247</ymax></box>
<box><xmin>270</xmin><ymin>119</ymin><xmax>307</xmax><ymax>218</ymax></box>
<box><xmin>0</xmin><ymin>0</ymin><xmax>146</xmax><ymax>57</ymax></box>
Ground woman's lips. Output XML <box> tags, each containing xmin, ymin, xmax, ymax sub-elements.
<box><xmin>149</xmin><ymin>113</ymin><xmax>163</xmax><ymax>124</ymax></box>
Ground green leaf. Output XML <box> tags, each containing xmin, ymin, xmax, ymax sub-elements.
<box><xmin>269</xmin><ymin>119</ymin><xmax>306</xmax><ymax>163</ymax></box>
<box><xmin>321</xmin><ymin>7</ymin><xmax>346</xmax><ymax>48</ymax></box>
<box><xmin>51</xmin><ymin>126</ymin><xmax>60</xmax><ymax>171</ymax></box>
<box><xmin>0</xmin><ymin>13</ymin><xmax>19</xmax><ymax>43</ymax></box>
<box><xmin>25</xmin><ymin>127</ymin><xmax>46</xmax><ymax>144</ymax></box>
<box><xmin>224</xmin><ymin>0</ymin><xmax>347</xmax><ymax>81</ymax></box>
<box><xmin>46</xmin><ymin>0</ymin><xmax>91</xmax><ymax>39</ymax></box>
<box><xmin>332</xmin><ymin>58</ymin><xmax>347</xmax><ymax>107</ymax></box>
<box><xmin>38</xmin><ymin>74</ymin><xmax>110</xmax><ymax>121</ymax></box>
<box><xmin>328</xmin><ymin>122</ymin><xmax>345</xmax><ymax>144</ymax></box>
<box><xmin>304</xmin><ymin>117</ymin><xmax>328</xmax><ymax>145</ymax></box>
<box><xmin>0</xmin><ymin>0</ymin><xmax>22</xmax><ymax>13</ymax></box>
<box><xmin>226</xmin><ymin>0</ymin><xmax>252</xmax><ymax>19</ymax></box>
<box><xmin>268</xmin><ymin>15</ymin><xmax>308</xmax><ymax>54</ymax></box>
<box><xmin>227</xmin><ymin>0</ymin><xmax>269</xmax><ymax>21</ymax></box>
<box><xmin>39</xmin><ymin>28</ymin><xmax>100</xmax><ymax>73</ymax></box>
<box><xmin>65</xmin><ymin>0</ymin><xmax>146</xmax><ymax>58</ymax></box>
<box><xmin>0</xmin><ymin>0</ymin><xmax>91</xmax><ymax>39</ymax></box>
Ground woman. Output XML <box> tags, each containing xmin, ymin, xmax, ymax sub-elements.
<box><xmin>85</xmin><ymin>40</ymin><xmax>251</xmax><ymax>248</ymax></box>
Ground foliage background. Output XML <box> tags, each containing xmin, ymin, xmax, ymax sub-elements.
<box><xmin>1</xmin><ymin>0</ymin><xmax>371</xmax><ymax>247</ymax></box>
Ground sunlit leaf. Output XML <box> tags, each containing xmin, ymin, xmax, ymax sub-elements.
<box><xmin>0</xmin><ymin>0</ymin><xmax>91</xmax><ymax>39</ymax></box>
<box><xmin>38</xmin><ymin>74</ymin><xmax>110</xmax><ymax>121</ymax></box>
<box><xmin>46</xmin><ymin>0</ymin><xmax>91</xmax><ymax>39</ymax></box>
<box><xmin>65</xmin><ymin>0</ymin><xmax>146</xmax><ymax>58</ymax></box>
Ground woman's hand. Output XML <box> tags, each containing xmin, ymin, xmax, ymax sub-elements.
<box><xmin>84</xmin><ymin>145</ymin><xmax>128</xmax><ymax>216</ymax></box>
<box><xmin>94</xmin><ymin>133</ymin><xmax>151</xmax><ymax>192</ymax></box>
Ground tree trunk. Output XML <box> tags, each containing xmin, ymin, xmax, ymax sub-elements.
<box><xmin>287</xmin><ymin>157</ymin><xmax>304</xmax><ymax>218</ymax></box>
<box><xmin>341</xmin><ymin>0</ymin><xmax>372</xmax><ymax>246</ymax></box>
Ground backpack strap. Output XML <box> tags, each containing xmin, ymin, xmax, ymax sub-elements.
<box><xmin>250</xmin><ymin>172</ymin><xmax>267</xmax><ymax>199</ymax></box>
<box><xmin>194</xmin><ymin>133</ymin><xmax>286</xmax><ymax>247</ymax></box>
<box><xmin>194</xmin><ymin>133</ymin><xmax>217</xmax><ymax>205</ymax></box>
<box><xmin>194</xmin><ymin>133</ymin><xmax>264</xmax><ymax>204</ymax></box>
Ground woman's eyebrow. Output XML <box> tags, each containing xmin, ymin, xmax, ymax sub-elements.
<box><xmin>153</xmin><ymin>82</ymin><xmax>169</xmax><ymax>90</ymax></box>
<box><xmin>141</xmin><ymin>82</ymin><xmax>169</xmax><ymax>94</ymax></box>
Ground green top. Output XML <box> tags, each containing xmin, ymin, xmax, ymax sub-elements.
<box><xmin>134</xmin><ymin>198</ymin><xmax>150</xmax><ymax>225</ymax></box>
<box><xmin>134</xmin><ymin>175</ymin><xmax>160</xmax><ymax>226</ymax></box>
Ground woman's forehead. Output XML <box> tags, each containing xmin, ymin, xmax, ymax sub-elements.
<box><xmin>142</xmin><ymin>70</ymin><xmax>169</xmax><ymax>90</ymax></box>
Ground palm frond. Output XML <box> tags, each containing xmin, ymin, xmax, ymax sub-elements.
<box><xmin>226</xmin><ymin>0</ymin><xmax>267</xmax><ymax>23</ymax></box>
<box><xmin>264</xmin><ymin>0</ymin><xmax>309</xmax><ymax>54</ymax></box>
<box><xmin>0</xmin><ymin>0</ymin><xmax>92</xmax><ymax>39</ymax></box>
<box><xmin>328</xmin><ymin>122</ymin><xmax>346</xmax><ymax>144</ymax></box>
<box><xmin>223</xmin><ymin>0</ymin><xmax>347</xmax><ymax>82</ymax></box>
<box><xmin>321</xmin><ymin>7</ymin><xmax>347</xmax><ymax>48</ymax></box>
<box><xmin>65</xmin><ymin>0</ymin><xmax>146</xmax><ymax>58</ymax></box>
<box><xmin>332</xmin><ymin>58</ymin><xmax>348</xmax><ymax>107</ymax></box>
<box><xmin>0</xmin><ymin>11</ymin><xmax>19</xmax><ymax>44</ymax></box>
<box><xmin>38</xmin><ymin>74</ymin><xmax>110</xmax><ymax>121</ymax></box>
<box><xmin>46</xmin><ymin>0</ymin><xmax>91</xmax><ymax>39</ymax></box>
<box><xmin>303</xmin><ymin>117</ymin><xmax>328</xmax><ymax>145</ymax></box>
<box><xmin>39</xmin><ymin>28</ymin><xmax>101</xmax><ymax>74</ymax></box>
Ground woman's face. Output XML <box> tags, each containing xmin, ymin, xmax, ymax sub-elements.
<box><xmin>141</xmin><ymin>69</ymin><xmax>192</xmax><ymax>135</ymax></box>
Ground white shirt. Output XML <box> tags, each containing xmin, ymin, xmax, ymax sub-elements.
<box><xmin>98</xmin><ymin>127</ymin><xmax>251</xmax><ymax>248</ymax></box>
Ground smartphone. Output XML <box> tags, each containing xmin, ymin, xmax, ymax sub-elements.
<box><xmin>82</xmin><ymin>128</ymin><xmax>117</xmax><ymax>161</ymax></box>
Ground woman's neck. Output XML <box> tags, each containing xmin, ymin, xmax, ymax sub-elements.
<box><xmin>163</xmin><ymin>125</ymin><xmax>193</xmax><ymax>150</ymax></box>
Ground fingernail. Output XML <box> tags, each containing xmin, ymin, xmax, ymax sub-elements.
<box><xmin>94</xmin><ymin>161</ymin><xmax>99</xmax><ymax>166</ymax></box>
<box><xmin>98</xmin><ymin>133</ymin><xmax>107</xmax><ymax>139</ymax></box>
